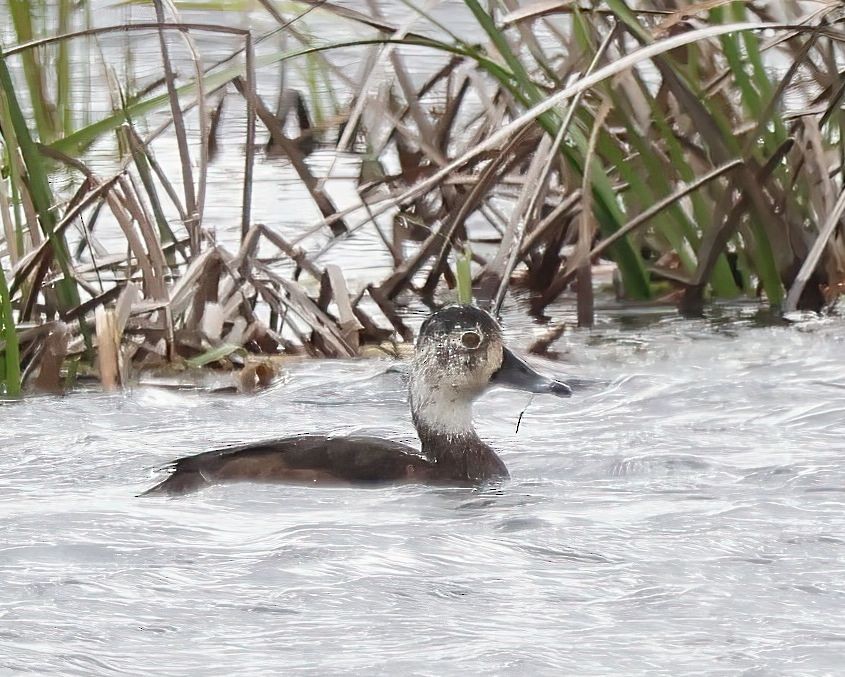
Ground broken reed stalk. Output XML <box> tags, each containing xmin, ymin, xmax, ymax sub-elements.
<box><xmin>241</xmin><ymin>32</ymin><xmax>256</xmax><ymax>240</ymax></box>
<box><xmin>574</xmin><ymin>99</ymin><xmax>612</xmax><ymax>328</ymax></box>
<box><xmin>95</xmin><ymin>306</ymin><xmax>120</xmax><ymax>390</ymax></box>
<box><xmin>153</xmin><ymin>0</ymin><xmax>198</xmax><ymax>253</ymax></box>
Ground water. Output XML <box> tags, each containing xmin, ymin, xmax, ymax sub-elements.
<box><xmin>2</xmin><ymin>310</ymin><xmax>844</xmax><ymax>675</ymax></box>
<box><xmin>2</xmin><ymin>3</ymin><xmax>844</xmax><ymax>672</ymax></box>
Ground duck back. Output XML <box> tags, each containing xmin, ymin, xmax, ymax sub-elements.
<box><xmin>142</xmin><ymin>435</ymin><xmax>437</xmax><ymax>495</ymax></box>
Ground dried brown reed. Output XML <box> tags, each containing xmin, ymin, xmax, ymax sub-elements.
<box><xmin>2</xmin><ymin>1</ymin><xmax>845</xmax><ymax>396</ymax></box>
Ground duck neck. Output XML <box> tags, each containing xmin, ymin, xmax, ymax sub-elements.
<box><xmin>409</xmin><ymin>381</ymin><xmax>508</xmax><ymax>481</ymax></box>
<box><xmin>409</xmin><ymin>377</ymin><xmax>478</xmax><ymax>450</ymax></box>
<box><xmin>412</xmin><ymin>402</ymin><xmax>480</xmax><ymax>460</ymax></box>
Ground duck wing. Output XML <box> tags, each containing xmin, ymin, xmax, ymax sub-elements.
<box><xmin>141</xmin><ymin>435</ymin><xmax>435</xmax><ymax>495</ymax></box>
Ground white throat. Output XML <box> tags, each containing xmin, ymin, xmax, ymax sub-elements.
<box><xmin>409</xmin><ymin>376</ymin><xmax>476</xmax><ymax>439</ymax></box>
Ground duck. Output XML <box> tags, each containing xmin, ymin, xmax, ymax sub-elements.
<box><xmin>142</xmin><ymin>304</ymin><xmax>572</xmax><ymax>495</ymax></box>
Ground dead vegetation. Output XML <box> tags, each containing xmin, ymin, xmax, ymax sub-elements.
<box><xmin>2</xmin><ymin>1</ymin><xmax>845</xmax><ymax>395</ymax></box>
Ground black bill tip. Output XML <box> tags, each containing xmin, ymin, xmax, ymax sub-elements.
<box><xmin>491</xmin><ymin>347</ymin><xmax>572</xmax><ymax>398</ymax></box>
<box><xmin>547</xmin><ymin>379</ymin><xmax>573</xmax><ymax>397</ymax></box>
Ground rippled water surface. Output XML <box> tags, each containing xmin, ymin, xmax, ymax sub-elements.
<box><xmin>2</xmin><ymin>311</ymin><xmax>844</xmax><ymax>675</ymax></box>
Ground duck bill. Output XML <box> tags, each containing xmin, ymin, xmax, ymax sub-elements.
<box><xmin>491</xmin><ymin>347</ymin><xmax>572</xmax><ymax>397</ymax></box>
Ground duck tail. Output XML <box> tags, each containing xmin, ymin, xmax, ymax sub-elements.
<box><xmin>138</xmin><ymin>469</ymin><xmax>210</xmax><ymax>497</ymax></box>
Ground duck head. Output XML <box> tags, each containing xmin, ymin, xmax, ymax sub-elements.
<box><xmin>409</xmin><ymin>305</ymin><xmax>570</xmax><ymax>439</ymax></box>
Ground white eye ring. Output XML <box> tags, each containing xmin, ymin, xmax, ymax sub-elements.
<box><xmin>461</xmin><ymin>330</ymin><xmax>482</xmax><ymax>349</ymax></box>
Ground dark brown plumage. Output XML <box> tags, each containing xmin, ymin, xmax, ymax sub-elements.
<box><xmin>142</xmin><ymin>305</ymin><xmax>570</xmax><ymax>496</ymax></box>
<box><xmin>141</xmin><ymin>433</ymin><xmax>509</xmax><ymax>495</ymax></box>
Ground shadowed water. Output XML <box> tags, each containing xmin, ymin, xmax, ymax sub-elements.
<box><xmin>2</xmin><ymin>310</ymin><xmax>844</xmax><ymax>675</ymax></box>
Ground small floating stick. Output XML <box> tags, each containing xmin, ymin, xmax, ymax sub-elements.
<box><xmin>515</xmin><ymin>395</ymin><xmax>535</xmax><ymax>434</ymax></box>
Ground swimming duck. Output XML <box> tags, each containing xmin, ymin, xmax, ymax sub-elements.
<box><xmin>142</xmin><ymin>305</ymin><xmax>571</xmax><ymax>495</ymax></box>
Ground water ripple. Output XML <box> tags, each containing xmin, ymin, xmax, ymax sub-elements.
<box><xmin>2</xmin><ymin>314</ymin><xmax>845</xmax><ymax>674</ymax></box>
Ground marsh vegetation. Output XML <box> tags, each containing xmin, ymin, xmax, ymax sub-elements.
<box><xmin>1</xmin><ymin>0</ymin><xmax>844</xmax><ymax>395</ymax></box>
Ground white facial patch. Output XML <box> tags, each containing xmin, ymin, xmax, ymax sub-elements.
<box><xmin>409</xmin><ymin>325</ymin><xmax>504</xmax><ymax>438</ymax></box>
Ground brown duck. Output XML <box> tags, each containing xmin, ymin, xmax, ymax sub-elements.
<box><xmin>142</xmin><ymin>305</ymin><xmax>571</xmax><ymax>495</ymax></box>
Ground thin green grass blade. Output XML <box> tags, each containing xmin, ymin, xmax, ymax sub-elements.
<box><xmin>455</xmin><ymin>245</ymin><xmax>473</xmax><ymax>304</ymax></box>
<box><xmin>463</xmin><ymin>0</ymin><xmax>538</xmax><ymax>98</ymax></box>
<box><xmin>0</xmin><ymin>265</ymin><xmax>21</xmax><ymax>396</ymax></box>
<box><xmin>0</xmin><ymin>46</ymin><xmax>83</xmax><ymax>324</ymax></box>
<box><xmin>302</xmin><ymin>53</ymin><xmax>325</xmax><ymax>127</ymax></box>
<box><xmin>7</xmin><ymin>0</ymin><xmax>57</xmax><ymax>142</ymax></box>
<box><xmin>57</xmin><ymin>0</ymin><xmax>73</xmax><ymax>136</ymax></box>
<box><xmin>562</xmin><ymin>122</ymin><xmax>651</xmax><ymax>298</ymax></box>
<box><xmin>2</xmin><ymin>129</ymin><xmax>26</xmax><ymax>256</ymax></box>
<box><xmin>746</xmin><ymin>220</ymin><xmax>785</xmax><ymax>305</ymax></box>
<box><xmin>714</xmin><ymin>6</ymin><xmax>762</xmax><ymax>118</ymax></box>
<box><xmin>596</xmin><ymin>127</ymin><xmax>695</xmax><ymax>274</ymax></box>
<box><xmin>123</xmin><ymin>126</ymin><xmax>177</xmax><ymax>249</ymax></box>
<box><xmin>637</xmin><ymin>89</ymin><xmax>739</xmax><ymax>297</ymax></box>
<box><xmin>602</xmin><ymin>0</ymin><xmax>651</xmax><ymax>43</ymax></box>
<box><xmin>185</xmin><ymin>343</ymin><xmax>245</xmax><ymax>368</ymax></box>
<box><xmin>605</xmin><ymin>0</ymin><xmax>767</xmax><ymax>298</ymax></box>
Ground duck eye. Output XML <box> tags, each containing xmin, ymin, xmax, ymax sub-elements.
<box><xmin>461</xmin><ymin>330</ymin><xmax>482</xmax><ymax>349</ymax></box>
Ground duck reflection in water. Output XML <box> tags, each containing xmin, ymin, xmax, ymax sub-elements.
<box><xmin>142</xmin><ymin>305</ymin><xmax>572</xmax><ymax>495</ymax></box>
